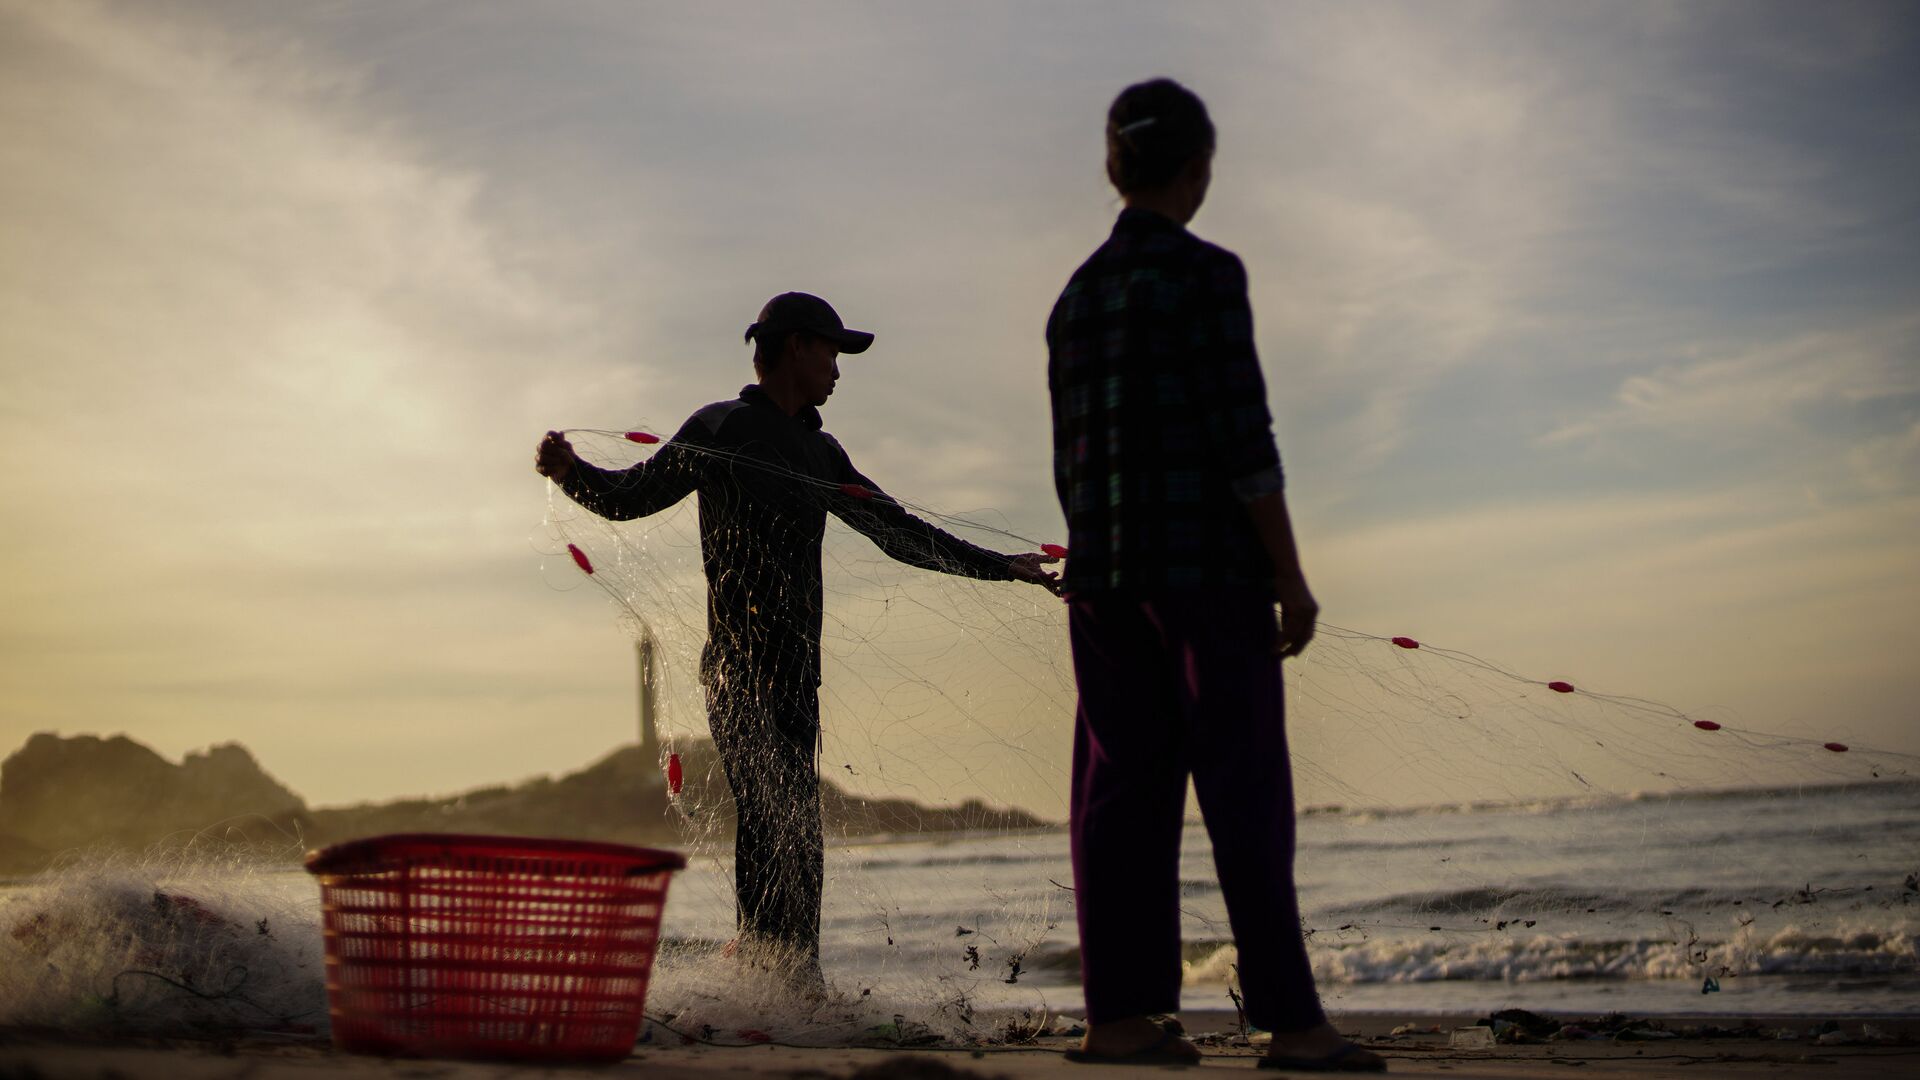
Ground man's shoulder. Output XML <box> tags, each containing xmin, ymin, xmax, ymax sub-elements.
<box><xmin>687</xmin><ymin>396</ymin><xmax>753</xmax><ymax>439</ymax></box>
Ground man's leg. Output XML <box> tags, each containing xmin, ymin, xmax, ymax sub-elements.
<box><xmin>1183</xmin><ymin>590</ymin><xmax>1327</xmax><ymax>1034</ymax></box>
<box><xmin>708</xmin><ymin>673</ymin><xmax>823</xmax><ymax>972</ymax></box>
<box><xmin>1067</xmin><ymin>594</ymin><xmax>1191</xmax><ymax>1025</ymax></box>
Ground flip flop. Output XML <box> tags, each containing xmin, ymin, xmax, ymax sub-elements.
<box><xmin>1258</xmin><ymin>1041</ymin><xmax>1387</xmax><ymax>1072</ymax></box>
<box><xmin>1063</xmin><ymin>1028</ymin><xmax>1201</xmax><ymax>1067</ymax></box>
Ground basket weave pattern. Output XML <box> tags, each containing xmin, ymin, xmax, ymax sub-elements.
<box><xmin>308</xmin><ymin>834</ymin><xmax>684</xmax><ymax>1062</ymax></box>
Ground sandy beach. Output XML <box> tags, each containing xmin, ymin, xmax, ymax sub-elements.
<box><xmin>4</xmin><ymin>1012</ymin><xmax>1915</xmax><ymax>1080</ymax></box>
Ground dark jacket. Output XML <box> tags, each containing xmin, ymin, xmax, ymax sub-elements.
<box><xmin>1046</xmin><ymin>209</ymin><xmax>1284</xmax><ymax>593</ymax></box>
<box><xmin>562</xmin><ymin>385</ymin><xmax>1016</xmax><ymax>693</ymax></box>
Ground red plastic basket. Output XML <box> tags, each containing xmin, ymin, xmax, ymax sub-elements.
<box><xmin>305</xmin><ymin>834</ymin><xmax>686</xmax><ymax>1062</ymax></box>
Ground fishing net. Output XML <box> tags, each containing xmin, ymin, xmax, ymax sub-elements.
<box><xmin>2</xmin><ymin>424</ymin><xmax>1910</xmax><ymax>1044</ymax></box>
<box><xmin>536</xmin><ymin>424</ymin><xmax>1919</xmax><ymax>1039</ymax></box>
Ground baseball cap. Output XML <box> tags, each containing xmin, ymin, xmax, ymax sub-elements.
<box><xmin>744</xmin><ymin>292</ymin><xmax>874</xmax><ymax>354</ymax></box>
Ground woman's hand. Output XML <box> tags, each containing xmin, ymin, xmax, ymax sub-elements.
<box><xmin>1274</xmin><ymin>578</ymin><xmax>1318</xmax><ymax>658</ymax></box>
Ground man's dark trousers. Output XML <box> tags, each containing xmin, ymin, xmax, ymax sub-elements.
<box><xmin>1066</xmin><ymin>587</ymin><xmax>1327</xmax><ymax>1032</ymax></box>
<box><xmin>707</xmin><ymin>672</ymin><xmax>824</xmax><ymax>965</ymax></box>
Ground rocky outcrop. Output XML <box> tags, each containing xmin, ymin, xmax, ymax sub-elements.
<box><xmin>0</xmin><ymin>733</ymin><xmax>307</xmax><ymax>866</ymax></box>
<box><xmin>306</xmin><ymin>743</ymin><xmax>678</xmax><ymax>848</ymax></box>
<box><xmin>0</xmin><ymin>732</ymin><xmax>1049</xmax><ymax>875</ymax></box>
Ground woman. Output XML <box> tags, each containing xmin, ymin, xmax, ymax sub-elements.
<box><xmin>1046</xmin><ymin>78</ymin><xmax>1385</xmax><ymax>1072</ymax></box>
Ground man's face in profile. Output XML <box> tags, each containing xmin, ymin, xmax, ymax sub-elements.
<box><xmin>791</xmin><ymin>333</ymin><xmax>841</xmax><ymax>408</ymax></box>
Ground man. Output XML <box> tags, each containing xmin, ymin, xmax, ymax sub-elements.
<box><xmin>536</xmin><ymin>292</ymin><xmax>1057</xmax><ymax>987</ymax></box>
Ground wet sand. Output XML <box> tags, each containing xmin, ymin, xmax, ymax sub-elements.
<box><xmin>2</xmin><ymin>1012</ymin><xmax>1914</xmax><ymax>1079</ymax></box>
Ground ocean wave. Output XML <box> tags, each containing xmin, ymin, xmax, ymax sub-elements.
<box><xmin>850</xmin><ymin>851</ymin><xmax>1061</xmax><ymax>872</ymax></box>
<box><xmin>1324</xmin><ymin>881</ymin><xmax>1902</xmax><ymax>918</ymax></box>
<box><xmin>1179</xmin><ymin>921</ymin><xmax>1920</xmax><ymax>987</ymax></box>
<box><xmin>1318</xmin><ymin>777</ymin><xmax>1919</xmax><ymax>824</ymax></box>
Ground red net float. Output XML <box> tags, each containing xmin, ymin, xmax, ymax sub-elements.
<box><xmin>1693</xmin><ymin>720</ymin><xmax>1722</xmax><ymax>731</ymax></box>
<box><xmin>1824</xmin><ymin>742</ymin><xmax>1849</xmax><ymax>753</ymax></box>
<box><xmin>1547</xmin><ymin>681</ymin><xmax>1575</xmax><ymax>694</ymax></box>
<box><xmin>566</xmin><ymin>544</ymin><xmax>594</xmax><ymax>574</ymax></box>
<box><xmin>624</xmin><ymin>431</ymin><xmax>660</xmax><ymax>444</ymax></box>
<box><xmin>666</xmin><ymin>752</ymin><xmax>684</xmax><ymax>795</ymax></box>
<box><xmin>1041</xmin><ymin>543</ymin><xmax>1068</xmax><ymax>559</ymax></box>
<box><xmin>840</xmin><ymin>483</ymin><xmax>874</xmax><ymax>499</ymax></box>
<box><xmin>1392</xmin><ymin>636</ymin><xmax>1420</xmax><ymax>649</ymax></box>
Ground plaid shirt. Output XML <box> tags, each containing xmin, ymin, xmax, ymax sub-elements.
<box><xmin>1046</xmin><ymin>208</ymin><xmax>1284</xmax><ymax>593</ymax></box>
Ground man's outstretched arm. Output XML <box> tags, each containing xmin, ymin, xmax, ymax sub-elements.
<box><xmin>830</xmin><ymin>460</ymin><xmax>1058</xmax><ymax>592</ymax></box>
<box><xmin>534</xmin><ymin>426</ymin><xmax>703</xmax><ymax>521</ymax></box>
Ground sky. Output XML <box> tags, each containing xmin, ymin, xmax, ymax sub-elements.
<box><xmin>2</xmin><ymin>0</ymin><xmax>1916</xmax><ymax>817</ymax></box>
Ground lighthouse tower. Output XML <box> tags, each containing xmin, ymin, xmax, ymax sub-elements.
<box><xmin>636</xmin><ymin>631</ymin><xmax>659</xmax><ymax>764</ymax></box>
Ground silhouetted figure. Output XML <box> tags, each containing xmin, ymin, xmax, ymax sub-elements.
<box><xmin>537</xmin><ymin>293</ymin><xmax>1057</xmax><ymax>990</ymax></box>
<box><xmin>1048</xmin><ymin>80</ymin><xmax>1384</xmax><ymax>1070</ymax></box>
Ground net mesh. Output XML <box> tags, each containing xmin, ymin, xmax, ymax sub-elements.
<box><xmin>533</xmin><ymin>425</ymin><xmax>1917</xmax><ymax>1039</ymax></box>
<box><xmin>2</xmin><ymin>424</ymin><xmax>1911</xmax><ymax>1042</ymax></box>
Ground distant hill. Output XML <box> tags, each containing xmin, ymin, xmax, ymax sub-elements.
<box><xmin>0</xmin><ymin>732</ymin><xmax>1049</xmax><ymax>876</ymax></box>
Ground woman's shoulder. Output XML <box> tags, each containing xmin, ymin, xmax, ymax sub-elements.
<box><xmin>1171</xmin><ymin>232</ymin><xmax>1248</xmax><ymax>296</ymax></box>
<box><xmin>1182</xmin><ymin>231</ymin><xmax>1245</xmax><ymax>274</ymax></box>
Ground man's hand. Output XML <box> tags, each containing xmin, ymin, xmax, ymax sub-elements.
<box><xmin>535</xmin><ymin>430</ymin><xmax>577</xmax><ymax>483</ymax></box>
<box><xmin>1007</xmin><ymin>552</ymin><xmax>1062</xmax><ymax>595</ymax></box>
<box><xmin>1274</xmin><ymin>579</ymin><xmax>1318</xmax><ymax>659</ymax></box>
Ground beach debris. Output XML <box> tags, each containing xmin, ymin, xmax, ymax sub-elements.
<box><xmin>963</xmin><ymin>945</ymin><xmax>980</xmax><ymax>970</ymax></box>
<box><xmin>1448</xmin><ymin>1026</ymin><xmax>1494</xmax><ymax>1049</ymax></box>
<box><xmin>1390</xmin><ymin>1023</ymin><xmax>1444</xmax><ymax>1036</ymax></box>
<box><xmin>1483</xmin><ymin>1009</ymin><xmax>1560</xmax><ymax>1042</ymax></box>
<box><xmin>1226</xmin><ymin>966</ymin><xmax>1249</xmax><ymax>1038</ymax></box>
<box><xmin>1549</xmin><ymin>1026</ymin><xmax>1599</xmax><ymax>1041</ymax></box>
<box><xmin>998</xmin><ymin>1006</ymin><xmax>1050</xmax><ymax>1044</ymax></box>
<box><xmin>1002</xmin><ymin>955</ymin><xmax>1023</xmax><ymax>983</ymax></box>
<box><xmin>1701</xmin><ymin>975</ymin><xmax>1721</xmax><ymax>994</ymax></box>
<box><xmin>955</xmin><ymin>924</ymin><xmax>975</xmax><ymax>936</ymax></box>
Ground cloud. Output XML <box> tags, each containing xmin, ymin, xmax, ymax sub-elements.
<box><xmin>4</xmin><ymin>0</ymin><xmax>1916</xmax><ymax>811</ymax></box>
<box><xmin>1540</xmin><ymin>315</ymin><xmax>1920</xmax><ymax>469</ymax></box>
<box><xmin>0</xmin><ymin>0</ymin><xmax>629</xmax><ymax>799</ymax></box>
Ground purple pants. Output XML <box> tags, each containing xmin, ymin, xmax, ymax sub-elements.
<box><xmin>1067</xmin><ymin>588</ymin><xmax>1327</xmax><ymax>1032</ymax></box>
